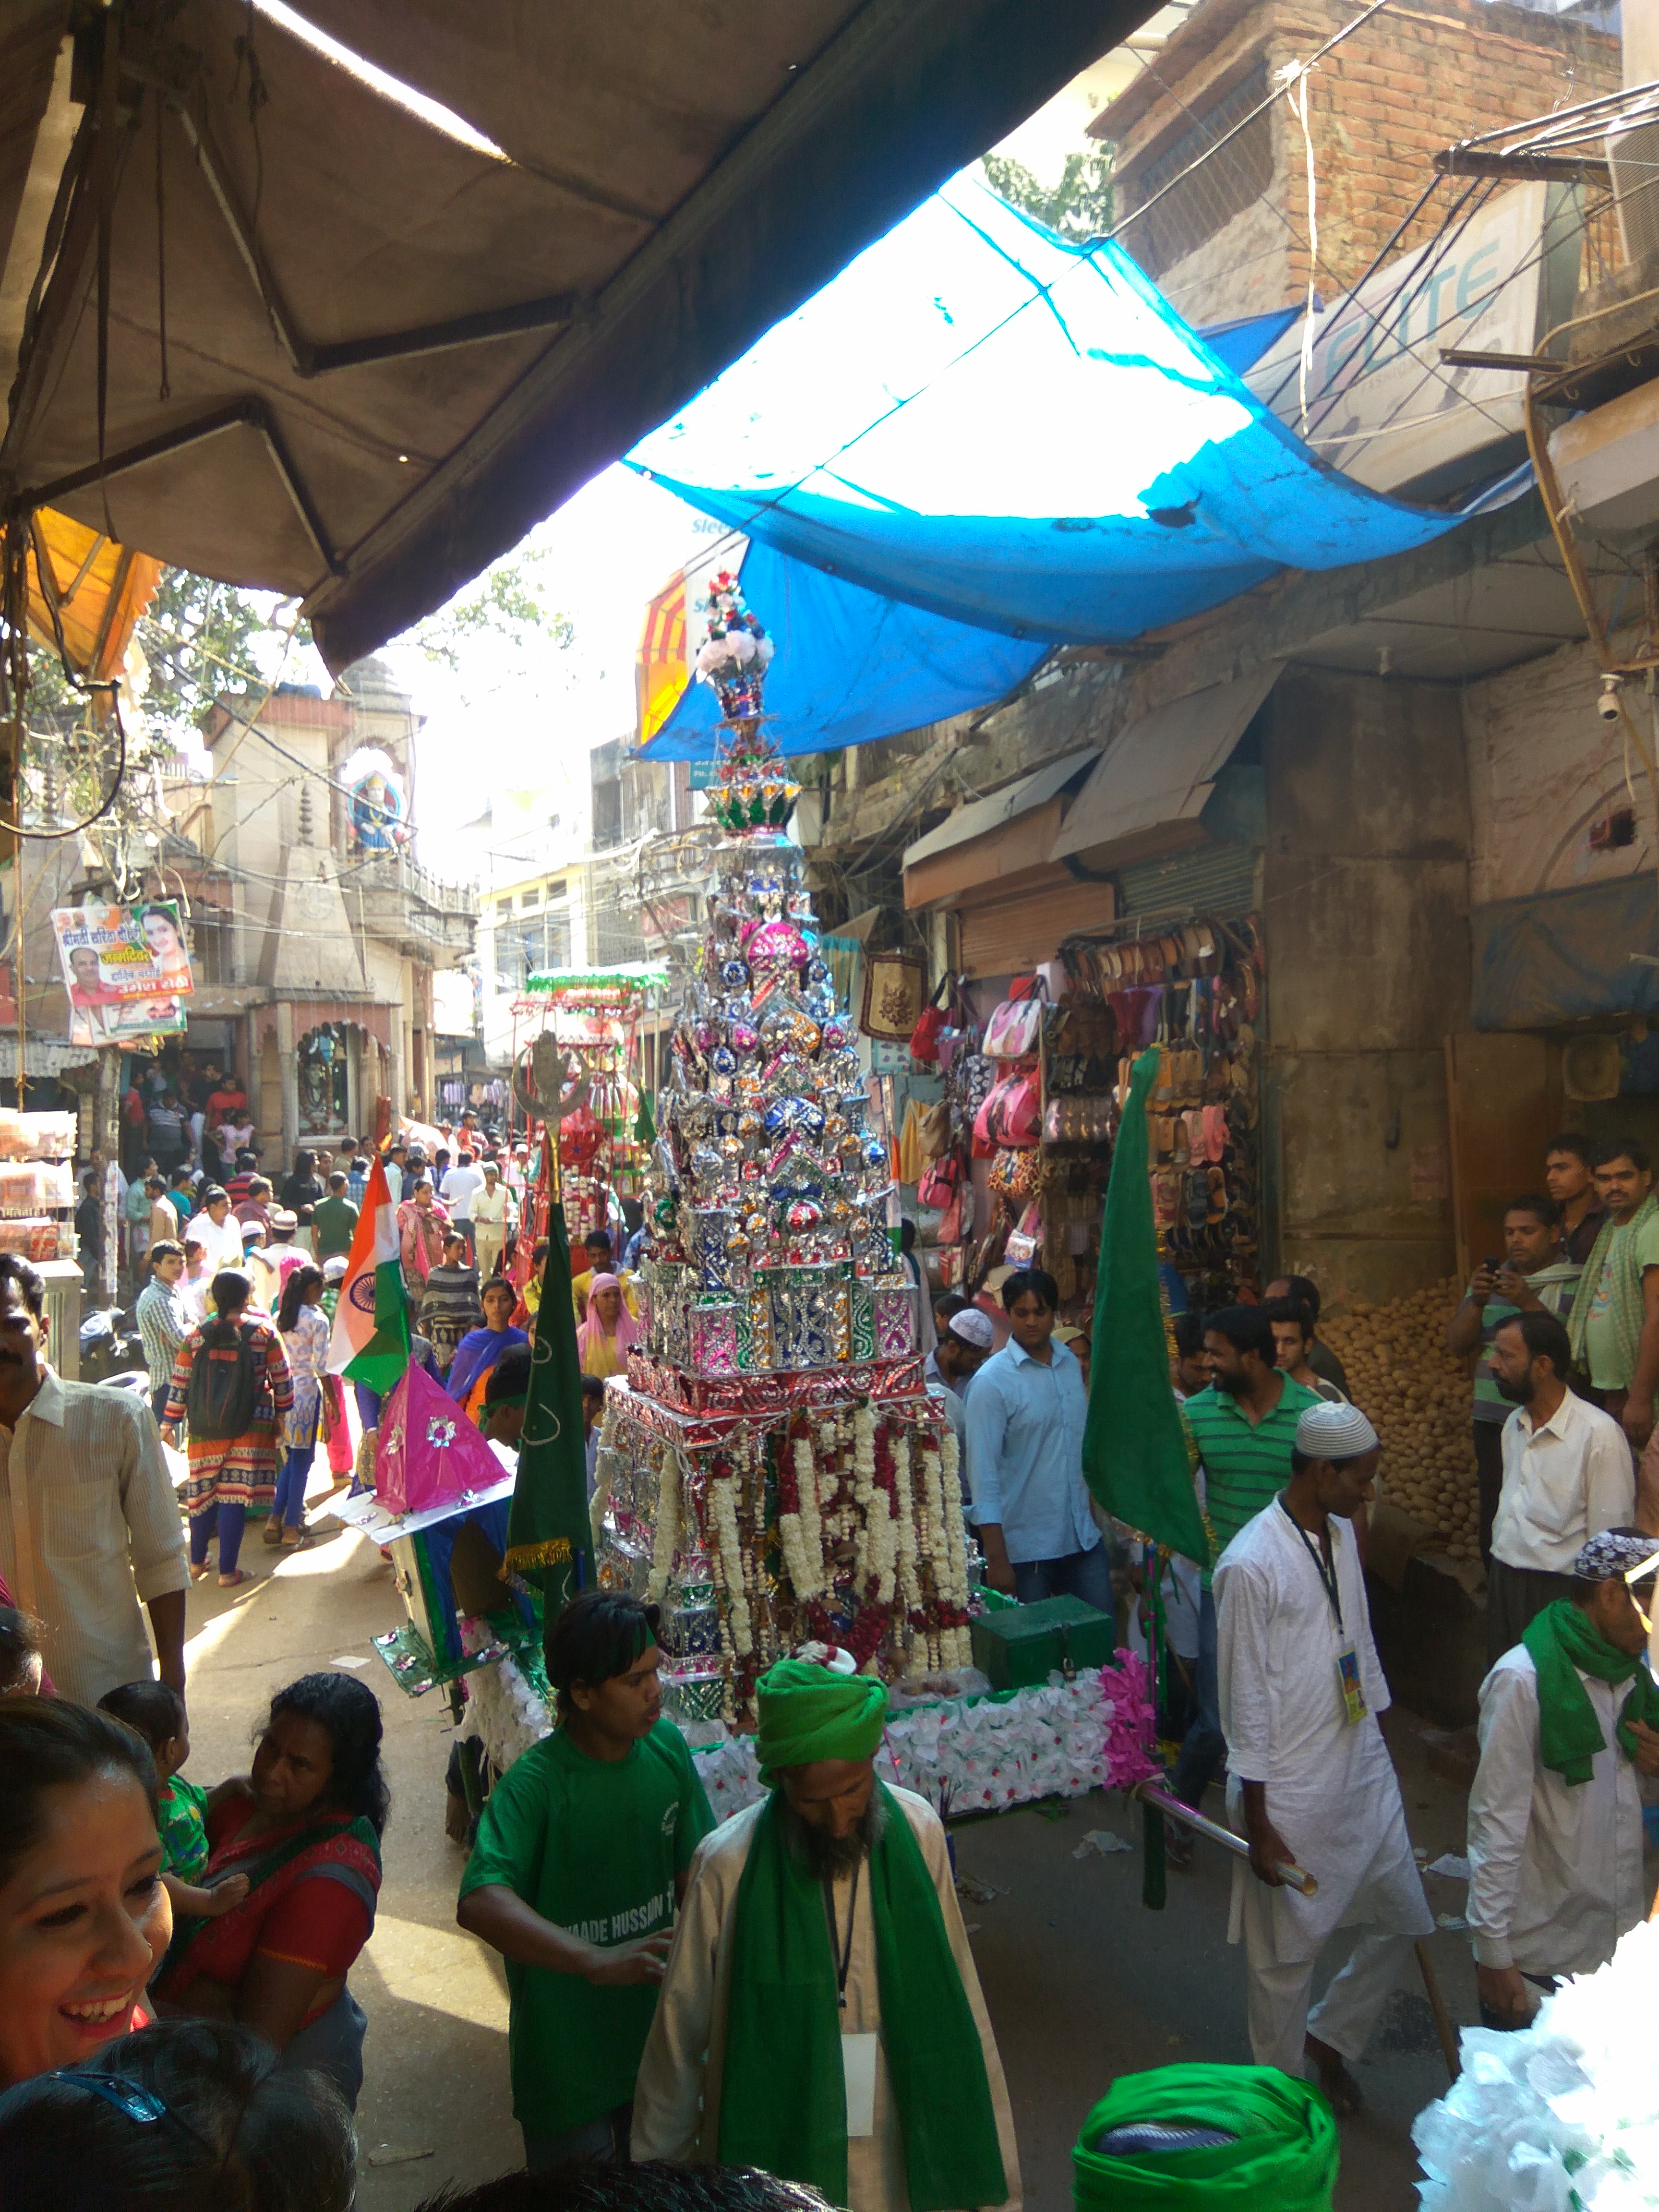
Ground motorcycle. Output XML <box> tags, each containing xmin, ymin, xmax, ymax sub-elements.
<box><xmin>79</xmin><ymin>1306</ymin><xmax>148</xmax><ymax>1385</ymax></box>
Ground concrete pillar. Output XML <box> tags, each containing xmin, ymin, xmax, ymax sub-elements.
<box><xmin>276</xmin><ymin>1002</ymin><xmax>298</xmax><ymax>1164</ymax></box>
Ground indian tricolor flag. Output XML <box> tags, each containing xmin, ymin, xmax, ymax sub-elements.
<box><xmin>327</xmin><ymin>1156</ymin><xmax>411</xmax><ymax>1390</ymax></box>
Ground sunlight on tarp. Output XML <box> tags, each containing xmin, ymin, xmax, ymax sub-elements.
<box><xmin>629</xmin><ymin>177</ymin><xmax>1459</xmax><ymax>648</ymax></box>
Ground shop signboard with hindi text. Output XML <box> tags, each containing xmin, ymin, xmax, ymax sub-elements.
<box><xmin>52</xmin><ymin>899</ymin><xmax>193</xmax><ymax>1048</ymax></box>
<box><xmin>1245</xmin><ymin>183</ymin><xmax>1571</xmax><ymax>498</ymax></box>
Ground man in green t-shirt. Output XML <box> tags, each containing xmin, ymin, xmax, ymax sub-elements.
<box><xmin>309</xmin><ymin>1171</ymin><xmax>360</xmax><ymax>1262</ymax></box>
<box><xmin>457</xmin><ymin>1591</ymin><xmax>715</xmax><ymax>2169</ymax></box>
<box><xmin>1169</xmin><ymin>1305</ymin><xmax>1319</xmax><ymax>1832</ymax></box>
<box><xmin>1568</xmin><ymin>1141</ymin><xmax>1659</xmax><ymax>1449</ymax></box>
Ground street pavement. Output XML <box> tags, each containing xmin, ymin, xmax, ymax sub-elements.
<box><xmin>178</xmin><ymin>1491</ymin><xmax>1487</xmax><ymax>2212</ymax></box>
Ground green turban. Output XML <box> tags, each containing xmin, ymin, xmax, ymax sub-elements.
<box><xmin>755</xmin><ymin>1659</ymin><xmax>888</xmax><ymax>1779</ymax></box>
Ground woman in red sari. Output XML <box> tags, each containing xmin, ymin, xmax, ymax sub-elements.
<box><xmin>155</xmin><ymin>1672</ymin><xmax>385</xmax><ymax>2108</ymax></box>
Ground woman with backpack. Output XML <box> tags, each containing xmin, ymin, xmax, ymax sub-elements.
<box><xmin>268</xmin><ymin>1265</ymin><xmax>330</xmax><ymax>1553</ymax></box>
<box><xmin>160</xmin><ymin>1269</ymin><xmax>294</xmax><ymax>1587</ymax></box>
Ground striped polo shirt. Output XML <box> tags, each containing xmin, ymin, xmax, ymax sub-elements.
<box><xmin>1183</xmin><ymin>1375</ymin><xmax>1321</xmax><ymax>1574</ymax></box>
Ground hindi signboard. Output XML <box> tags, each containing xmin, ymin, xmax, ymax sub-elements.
<box><xmin>52</xmin><ymin>899</ymin><xmax>193</xmax><ymax>1048</ymax></box>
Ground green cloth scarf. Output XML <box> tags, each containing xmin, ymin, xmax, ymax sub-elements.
<box><xmin>1522</xmin><ymin>1599</ymin><xmax>1659</xmax><ymax>1785</ymax></box>
<box><xmin>1567</xmin><ymin>1190</ymin><xmax>1659</xmax><ymax>1380</ymax></box>
<box><xmin>717</xmin><ymin>1785</ymin><xmax>1007</xmax><ymax>2212</ymax></box>
<box><xmin>755</xmin><ymin>1658</ymin><xmax>888</xmax><ymax>1779</ymax></box>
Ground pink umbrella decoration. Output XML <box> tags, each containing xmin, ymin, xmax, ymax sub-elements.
<box><xmin>375</xmin><ymin>1358</ymin><xmax>507</xmax><ymax>1517</ymax></box>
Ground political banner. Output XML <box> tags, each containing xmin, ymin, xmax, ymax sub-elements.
<box><xmin>52</xmin><ymin>899</ymin><xmax>193</xmax><ymax>1048</ymax></box>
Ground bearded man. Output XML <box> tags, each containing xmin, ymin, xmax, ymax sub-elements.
<box><xmin>631</xmin><ymin>1653</ymin><xmax>1021</xmax><ymax>2212</ymax></box>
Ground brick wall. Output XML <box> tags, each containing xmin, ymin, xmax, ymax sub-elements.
<box><xmin>1095</xmin><ymin>0</ymin><xmax>1618</xmax><ymax>321</ymax></box>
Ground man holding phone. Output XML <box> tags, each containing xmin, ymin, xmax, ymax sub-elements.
<box><xmin>1447</xmin><ymin>1195</ymin><xmax>1581</xmax><ymax>1567</ymax></box>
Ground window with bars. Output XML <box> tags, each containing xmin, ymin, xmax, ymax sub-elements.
<box><xmin>502</xmin><ymin>911</ymin><xmax>571</xmax><ymax>986</ymax></box>
<box><xmin>1116</xmin><ymin>64</ymin><xmax>1275</xmax><ymax>278</ymax></box>
<box><xmin>592</xmin><ymin>901</ymin><xmax>646</xmax><ymax>967</ymax></box>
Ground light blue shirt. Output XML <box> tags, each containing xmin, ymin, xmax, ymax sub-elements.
<box><xmin>963</xmin><ymin>1335</ymin><xmax>1097</xmax><ymax>1562</ymax></box>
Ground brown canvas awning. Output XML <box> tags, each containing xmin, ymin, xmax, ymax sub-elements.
<box><xmin>1</xmin><ymin>0</ymin><xmax>1148</xmax><ymax>672</ymax></box>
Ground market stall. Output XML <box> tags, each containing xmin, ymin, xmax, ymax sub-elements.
<box><xmin>890</xmin><ymin>921</ymin><xmax>1265</xmax><ymax>1329</ymax></box>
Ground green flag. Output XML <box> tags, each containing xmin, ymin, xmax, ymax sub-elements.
<box><xmin>1082</xmin><ymin>1047</ymin><xmax>1209</xmax><ymax>1564</ymax></box>
<box><xmin>503</xmin><ymin>1204</ymin><xmax>597</xmax><ymax>1612</ymax></box>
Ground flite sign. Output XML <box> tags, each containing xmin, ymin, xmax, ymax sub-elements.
<box><xmin>1245</xmin><ymin>183</ymin><xmax>1577</xmax><ymax>499</ymax></box>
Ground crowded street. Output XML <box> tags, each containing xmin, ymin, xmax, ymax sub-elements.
<box><xmin>10</xmin><ymin>0</ymin><xmax>1659</xmax><ymax>2206</ymax></box>
<box><xmin>180</xmin><ymin>1491</ymin><xmax>1480</xmax><ymax>2212</ymax></box>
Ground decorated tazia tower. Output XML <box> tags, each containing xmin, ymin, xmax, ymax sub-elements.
<box><xmin>592</xmin><ymin>573</ymin><xmax>972</xmax><ymax>1722</ymax></box>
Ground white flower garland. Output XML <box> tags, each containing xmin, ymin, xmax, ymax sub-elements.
<box><xmin>780</xmin><ymin>1431</ymin><xmax>826</xmax><ymax>1600</ymax></box>
<box><xmin>940</xmin><ymin>1429</ymin><xmax>973</xmax><ymax>1666</ymax></box>
<box><xmin>892</xmin><ymin>1424</ymin><xmax>919</xmax><ymax>1610</ymax></box>
<box><xmin>588</xmin><ymin>1398</ymin><xmax>621</xmax><ymax>1554</ymax></box>
<box><xmin>645</xmin><ymin>1443</ymin><xmax>682</xmax><ymax>1604</ymax></box>
<box><xmin>852</xmin><ymin>1403</ymin><xmax>877</xmax><ymax>1508</ymax></box>
<box><xmin>709</xmin><ymin>1473</ymin><xmax>753</xmax><ymax>1656</ymax></box>
<box><xmin>866</xmin><ymin>1482</ymin><xmax>896</xmax><ymax>1605</ymax></box>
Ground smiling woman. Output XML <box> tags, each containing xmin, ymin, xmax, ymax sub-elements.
<box><xmin>0</xmin><ymin>1698</ymin><xmax>170</xmax><ymax>2088</ymax></box>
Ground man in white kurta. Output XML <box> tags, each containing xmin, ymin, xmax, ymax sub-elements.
<box><xmin>1467</xmin><ymin>1527</ymin><xmax>1659</xmax><ymax>2027</ymax></box>
<box><xmin>633</xmin><ymin>1656</ymin><xmax>1021</xmax><ymax>2212</ymax></box>
<box><xmin>1216</xmin><ymin>1400</ymin><xmax>1431</xmax><ymax>2107</ymax></box>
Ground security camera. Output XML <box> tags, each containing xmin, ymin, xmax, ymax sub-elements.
<box><xmin>1599</xmin><ymin>673</ymin><xmax>1625</xmax><ymax>723</ymax></box>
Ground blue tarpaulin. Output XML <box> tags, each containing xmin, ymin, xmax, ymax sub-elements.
<box><xmin>638</xmin><ymin>537</ymin><xmax>1049</xmax><ymax>761</ymax></box>
<box><xmin>1472</xmin><ymin>878</ymin><xmax>1659</xmax><ymax>1030</ymax></box>
<box><xmin>633</xmin><ymin>179</ymin><xmax>1459</xmax><ymax>756</ymax></box>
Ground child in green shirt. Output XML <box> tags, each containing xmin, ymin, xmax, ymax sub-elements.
<box><xmin>457</xmin><ymin>1591</ymin><xmax>715</xmax><ymax>2170</ymax></box>
<box><xmin>97</xmin><ymin>1679</ymin><xmax>250</xmax><ymax>1923</ymax></box>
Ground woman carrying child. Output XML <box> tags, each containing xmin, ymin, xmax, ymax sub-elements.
<box><xmin>152</xmin><ymin>1671</ymin><xmax>387</xmax><ymax>2110</ymax></box>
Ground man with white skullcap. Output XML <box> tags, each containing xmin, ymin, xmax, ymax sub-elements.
<box><xmin>927</xmin><ymin>1308</ymin><xmax>995</xmax><ymax>1399</ymax></box>
<box><xmin>1467</xmin><ymin>1526</ymin><xmax>1659</xmax><ymax>2030</ymax></box>
<box><xmin>1215</xmin><ymin>1398</ymin><xmax>1432</xmax><ymax>2111</ymax></box>
<box><xmin>924</xmin><ymin>1308</ymin><xmax>994</xmax><ymax>1480</ymax></box>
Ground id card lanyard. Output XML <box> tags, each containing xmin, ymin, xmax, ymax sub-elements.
<box><xmin>825</xmin><ymin>1864</ymin><xmax>878</xmax><ymax>2138</ymax></box>
<box><xmin>1279</xmin><ymin>1498</ymin><xmax>1367</xmax><ymax>1725</ymax></box>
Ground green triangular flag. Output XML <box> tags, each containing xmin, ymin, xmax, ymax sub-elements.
<box><xmin>503</xmin><ymin>1204</ymin><xmax>596</xmax><ymax>1612</ymax></box>
<box><xmin>635</xmin><ymin>1088</ymin><xmax>656</xmax><ymax>1147</ymax></box>
<box><xmin>1083</xmin><ymin>1047</ymin><xmax>1209</xmax><ymax>1565</ymax></box>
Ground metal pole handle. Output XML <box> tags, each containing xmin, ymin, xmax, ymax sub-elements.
<box><xmin>1131</xmin><ymin>1779</ymin><xmax>1320</xmax><ymax>1898</ymax></box>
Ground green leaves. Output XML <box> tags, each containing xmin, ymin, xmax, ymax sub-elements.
<box><xmin>981</xmin><ymin>149</ymin><xmax>1116</xmax><ymax>241</ymax></box>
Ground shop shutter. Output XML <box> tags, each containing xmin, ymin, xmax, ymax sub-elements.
<box><xmin>958</xmin><ymin>878</ymin><xmax>1118</xmax><ymax>978</ymax></box>
<box><xmin>1113</xmin><ymin>839</ymin><xmax>1259</xmax><ymax>926</ymax></box>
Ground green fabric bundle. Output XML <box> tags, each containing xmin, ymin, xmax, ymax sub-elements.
<box><xmin>753</xmin><ymin>1657</ymin><xmax>888</xmax><ymax>1778</ymax></box>
<box><xmin>1522</xmin><ymin>1599</ymin><xmax>1659</xmax><ymax>1784</ymax></box>
<box><xmin>1074</xmin><ymin>2066</ymin><xmax>1338</xmax><ymax>2210</ymax></box>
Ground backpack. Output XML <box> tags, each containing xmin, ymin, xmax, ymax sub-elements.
<box><xmin>186</xmin><ymin>1318</ymin><xmax>260</xmax><ymax>1441</ymax></box>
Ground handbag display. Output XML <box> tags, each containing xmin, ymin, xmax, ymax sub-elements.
<box><xmin>983</xmin><ymin>996</ymin><xmax>1044</xmax><ymax>1058</ymax></box>
<box><xmin>917</xmin><ymin>1149</ymin><xmax>962</xmax><ymax>1209</ymax></box>
<box><xmin>974</xmin><ymin>1075</ymin><xmax>1041</xmax><ymax>1152</ymax></box>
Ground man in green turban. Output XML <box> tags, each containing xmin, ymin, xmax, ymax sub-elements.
<box><xmin>632</xmin><ymin>1651</ymin><xmax>1022</xmax><ymax>2212</ymax></box>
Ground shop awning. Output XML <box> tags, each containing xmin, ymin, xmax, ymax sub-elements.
<box><xmin>1048</xmin><ymin>666</ymin><xmax>1280</xmax><ymax>866</ymax></box>
<box><xmin>0</xmin><ymin>0</ymin><xmax>1151</xmax><ymax>673</ymax></box>
<box><xmin>904</xmin><ymin>746</ymin><xmax>1102</xmax><ymax>869</ymax></box>
<box><xmin>628</xmin><ymin>180</ymin><xmax>1461</xmax><ymax>651</ymax></box>
<box><xmin>24</xmin><ymin>510</ymin><xmax>161</xmax><ymax>682</ymax></box>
